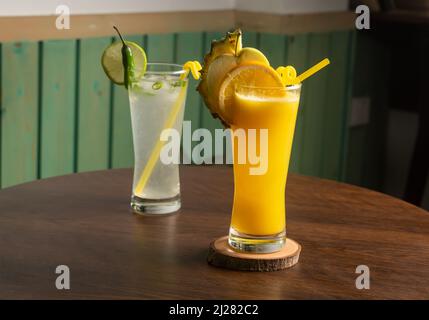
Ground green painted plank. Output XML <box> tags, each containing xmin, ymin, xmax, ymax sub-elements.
<box><xmin>259</xmin><ymin>33</ymin><xmax>287</xmax><ymax>68</ymax></box>
<box><xmin>345</xmin><ymin>32</ymin><xmax>370</xmax><ymax>186</ymax></box>
<box><xmin>243</xmin><ymin>32</ymin><xmax>258</xmax><ymax>48</ymax></box>
<box><xmin>340</xmin><ymin>31</ymin><xmax>356</xmax><ymax>182</ymax></box>
<box><xmin>146</xmin><ymin>34</ymin><xmax>175</xmax><ymax>63</ymax></box>
<box><xmin>287</xmin><ymin>34</ymin><xmax>309</xmax><ymax>174</ymax></box>
<box><xmin>0</xmin><ymin>43</ymin><xmax>2</xmax><ymax>186</ymax></box>
<box><xmin>321</xmin><ymin>31</ymin><xmax>350</xmax><ymax>180</ymax></box>
<box><xmin>110</xmin><ymin>35</ymin><xmax>145</xmax><ymax>169</ymax></box>
<box><xmin>300</xmin><ymin>33</ymin><xmax>330</xmax><ymax>177</ymax></box>
<box><xmin>344</xmin><ymin>31</ymin><xmax>390</xmax><ymax>190</ymax></box>
<box><xmin>200</xmin><ymin>32</ymin><xmax>224</xmax><ymax>134</ymax></box>
<box><xmin>346</xmin><ymin>126</ymin><xmax>365</xmax><ymax>186</ymax></box>
<box><xmin>1</xmin><ymin>42</ymin><xmax>39</xmax><ymax>187</ymax></box>
<box><xmin>176</xmin><ymin>32</ymin><xmax>204</xmax><ymax>162</ymax></box>
<box><xmin>77</xmin><ymin>37</ymin><xmax>112</xmax><ymax>172</ymax></box>
<box><xmin>361</xmin><ymin>34</ymin><xmax>390</xmax><ymax>190</ymax></box>
<box><xmin>200</xmin><ymin>32</ymin><xmax>225</xmax><ymax>156</ymax></box>
<box><xmin>40</xmin><ymin>40</ymin><xmax>77</xmax><ymax>178</ymax></box>
<box><xmin>196</xmin><ymin>32</ymin><xmax>228</xmax><ymax>162</ymax></box>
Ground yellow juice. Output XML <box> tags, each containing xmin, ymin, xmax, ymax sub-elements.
<box><xmin>230</xmin><ymin>87</ymin><xmax>300</xmax><ymax>236</ymax></box>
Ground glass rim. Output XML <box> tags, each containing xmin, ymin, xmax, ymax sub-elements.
<box><xmin>235</xmin><ymin>83</ymin><xmax>302</xmax><ymax>91</ymax></box>
<box><xmin>144</xmin><ymin>63</ymin><xmax>186</xmax><ymax>76</ymax></box>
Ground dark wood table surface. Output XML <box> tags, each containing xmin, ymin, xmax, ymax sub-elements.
<box><xmin>0</xmin><ymin>166</ymin><xmax>428</xmax><ymax>299</ymax></box>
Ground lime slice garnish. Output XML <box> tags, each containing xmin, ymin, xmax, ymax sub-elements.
<box><xmin>101</xmin><ymin>41</ymin><xmax>147</xmax><ymax>85</ymax></box>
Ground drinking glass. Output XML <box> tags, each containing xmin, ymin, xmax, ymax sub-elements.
<box><xmin>128</xmin><ymin>63</ymin><xmax>188</xmax><ymax>214</ymax></box>
<box><xmin>228</xmin><ymin>84</ymin><xmax>302</xmax><ymax>253</ymax></box>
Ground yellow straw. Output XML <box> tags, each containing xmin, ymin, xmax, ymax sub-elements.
<box><xmin>276</xmin><ymin>66</ymin><xmax>297</xmax><ymax>86</ymax></box>
<box><xmin>296</xmin><ymin>58</ymin><xmax>330</xmax><ymax>83</ymax></box>
<box><xmin>134</xmin><ymin>61</ymin><xmax>201</xmax><ymax>196</ymax></box>
<box><xmin>134</xmin><ymin>85</ymin><xmax>187</xmax><ymax>196</ymax></box>
<box><xmin>277</xmin><ymin>58</ymin><xmax>330</xmax><ymax>86</ymax></box>
<box><xmin>181</xmin><ymin>61</ymin><xmax>202</xmax><ymax>80</ymax></box>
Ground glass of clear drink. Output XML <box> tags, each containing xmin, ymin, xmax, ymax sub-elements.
<box><xmin>128</xmin><ymin>63</ymin><xmax>188</xmax><ymax>215</ymax></box>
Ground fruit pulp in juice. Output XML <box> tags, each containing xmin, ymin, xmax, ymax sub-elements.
<box><xmin>230</xmin><ymin>90</ymin><xmax>300</xmax><ymax>236</ymax></box>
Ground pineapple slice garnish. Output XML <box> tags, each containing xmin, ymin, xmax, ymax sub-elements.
<box><xmin>197</xmin><ymin>29</ymin><xmax>270</xmax><ymax>126</ymax></box>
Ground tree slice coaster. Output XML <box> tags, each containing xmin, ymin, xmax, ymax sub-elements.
<box><xmin>207</xmin><ymin>236</ymin><xmax>301</xmax><ymax>272</ymax></box>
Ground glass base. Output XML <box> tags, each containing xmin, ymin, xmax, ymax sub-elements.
<box><xmin>228</xmin><ymin>227</ymin><xmax>286</xmax><ymax>254</ymax></box>
<box><xmin>131</xmin><ymin>194</ymin><xmax>181</xmax><ymax>215</ymax></box>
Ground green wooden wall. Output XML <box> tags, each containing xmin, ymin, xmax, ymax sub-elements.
<box><xmin>345</xmin><ymin>32</ymin><xmax>390</xmax><ymax>192</ymax></box>
<box><xmin>0</xmin><ymin>30</ymin><xmax>355</xmax><ymax>188</ymax></box>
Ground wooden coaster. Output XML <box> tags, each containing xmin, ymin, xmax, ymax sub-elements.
<box><xmin>207</xmin><ymin>236</ymin><xmax>301</xmax><ymax>272</ymax></box>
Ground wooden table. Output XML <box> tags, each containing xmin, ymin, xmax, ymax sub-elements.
<box><xmin>0</xmin><ymin>166</ymin><xmax>428</xmax><ymax>299</ymax></box>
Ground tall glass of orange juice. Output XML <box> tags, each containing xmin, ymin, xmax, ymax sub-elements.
<box><xmin>228</xmin><ymin>84</ymin><xmax>301</xmax><ymax>253</ymax></box>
